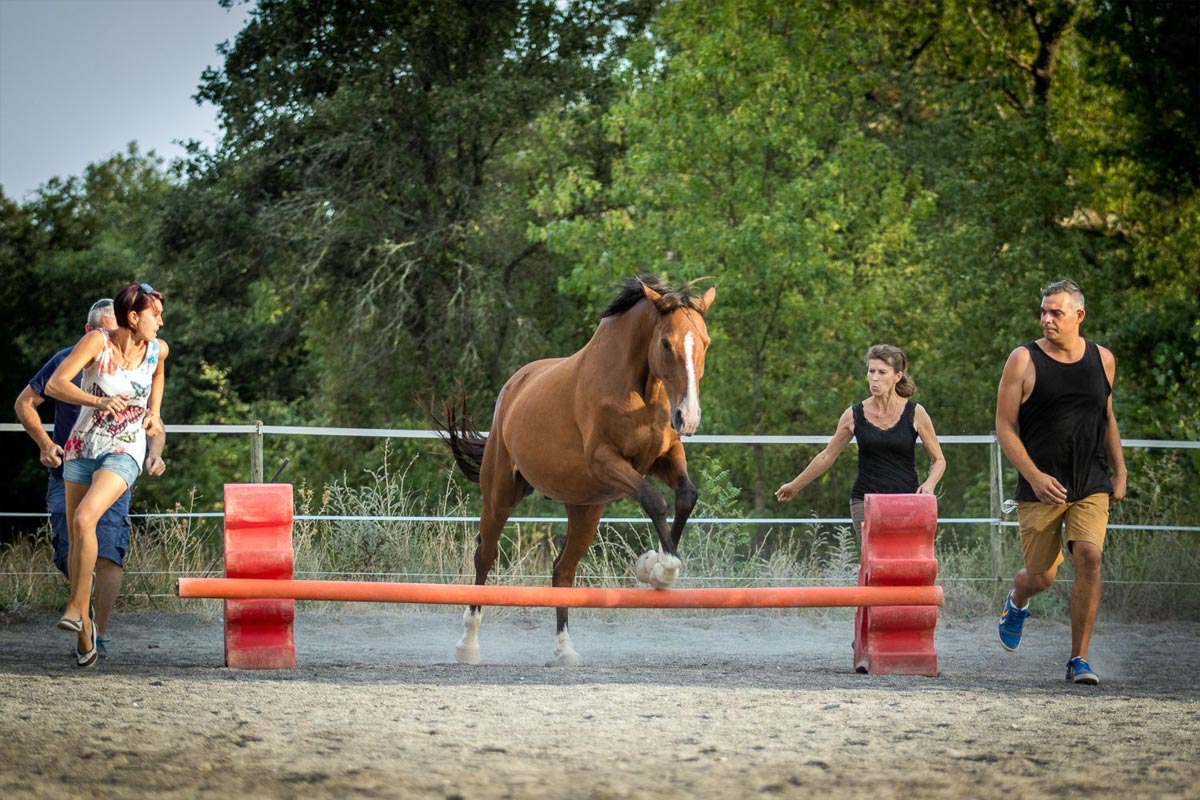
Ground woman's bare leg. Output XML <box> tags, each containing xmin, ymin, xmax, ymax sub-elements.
<box><xmin>64</xmin><ymin>470</ymin><xmax>129</xmax><ymax>653</ymax></box>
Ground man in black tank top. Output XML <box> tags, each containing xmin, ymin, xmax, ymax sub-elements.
<box><xmin>995</xmin><ymin>279</ymin><xmax>1127</xmax><ymax>686</ymax></box>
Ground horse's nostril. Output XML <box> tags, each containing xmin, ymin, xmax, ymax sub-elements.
<box><xmin>672</xmin><ymin>409</ymin><xmax>683</xmax><ymax>430</ymax></box>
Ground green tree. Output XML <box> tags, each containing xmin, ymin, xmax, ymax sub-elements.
<box><xmin>538</xmin><ymin>1</ymin><xmax>935</xmax><ymax>513</ymax></box>
<box><xmin>1</xmin><ymin>145</ymin><xmax>170</xmax><ymax>523</ymax></box>
<box><xmin>1073</xmin><ymin>0</ymin><xmax>1200</xmax><ymax>442</ymax></box>
<box><xmin>175</xmin><ymin>0</ymin><xmax>656</xmax><ymax>432</ymax></box>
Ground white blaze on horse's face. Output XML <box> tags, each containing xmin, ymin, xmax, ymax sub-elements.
<box><xmin>645</xmin><ymin>286</ymin><xmax>715</xmax><ymax>437</ymax></box>
<box><xmin>680</xmin><ymin>330</ymin><xmax>701</xmax><ymax>433</ymax></box>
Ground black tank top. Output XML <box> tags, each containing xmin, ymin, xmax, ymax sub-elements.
<box><xmin>851</xmin><ymin>400</ymin><xmax>919</xmax><ymax>500</ymax></box>
<box><xmin>1014</xmin><ymin>340</ymin><xmax>1113</xmax><ymax>502</ymax></box>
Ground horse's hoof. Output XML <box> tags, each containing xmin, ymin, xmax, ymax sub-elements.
<box><xmin>635</xmin><ymin>550</ymin><xmax>659</xmax><ymax>584</ymax></box>
<box><xmin>649</xmin><ymin>554</ymin><xmax>681</xmax><ymax>589</ymax></box>
<box><xmin>455</xmin><ymin>640</ymin><xmax>481</xmax><ymax>665</ymax></box>
<box><xmin>552</xmin><ymin>631</ymin><xmax>582</xmax><ymax>666</ymax></box>
<box><xmin>550</xmin><ymin>650</ymin><xmax>582</xmax><ymax>667</ymax></box>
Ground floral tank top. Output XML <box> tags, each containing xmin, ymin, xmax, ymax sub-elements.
<box><xmin>64</xmin><ymin>331</ymin><xmax>159</xmax><ymax>469</ymax></box>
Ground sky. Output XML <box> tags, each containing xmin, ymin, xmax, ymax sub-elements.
<box><xmin>0</xmin><ymin>0</ymin><xmax>252</xmax><ymax>201</ymax></box>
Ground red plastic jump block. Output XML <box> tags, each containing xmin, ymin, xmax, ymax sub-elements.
<box><xmin>853</xmin><ymin>493</ymin><xmax>940</xmax><ymax>676</ymax></box>
<box><xmin>223</xmin><ymin>483</ymin><xmax>295</xmax><ymax>670</ymax></box>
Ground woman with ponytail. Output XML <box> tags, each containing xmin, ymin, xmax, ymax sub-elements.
<box><xmin>775</xmin><ymin>344</ymin><xmax>945</xmax><ymax>536</ymax></box>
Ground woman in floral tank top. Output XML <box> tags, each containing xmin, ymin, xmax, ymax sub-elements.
<box><xmin>47</xmin><ymin>282</ymin><xmax>170</xmax><ymax>667</ymax></box>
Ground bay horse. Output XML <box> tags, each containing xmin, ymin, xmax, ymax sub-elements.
<box><xmin>432</xmin><ymin>275</ymin><xmax>715</xmax><ymax>665</ymax></box>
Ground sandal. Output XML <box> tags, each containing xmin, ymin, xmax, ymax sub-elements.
<box><xmin>57</xmin><ymin>616</ymin><xmax>83</xmax><ymax>633</ymax></box>
<box><xmin>75</xmin><ymin>622</ymin><xmax>98</xmax><ymax>668</ymax></box>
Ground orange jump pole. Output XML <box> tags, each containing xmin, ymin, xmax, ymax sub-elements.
<box><xmin>177</xmin><ymin>578</ymin><xmax>943</xmax><ymax>609</ymax></box>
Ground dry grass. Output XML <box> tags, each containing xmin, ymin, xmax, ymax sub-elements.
<box><xmin>2</xmin><ymin>451</ymin><xmax>1197</xmax><ymax>621</ymax></box>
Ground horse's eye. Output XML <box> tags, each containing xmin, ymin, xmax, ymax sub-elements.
<box><xmin>661</xmin><ymin>338</ymin><xmax>671</xmax><ymax>351</ymax></box>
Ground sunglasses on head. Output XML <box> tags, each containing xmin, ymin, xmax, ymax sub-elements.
<box><xmin>138</xmin><ymin>283</ymin><xmax>154</xmax><ymax>295</ymax></box>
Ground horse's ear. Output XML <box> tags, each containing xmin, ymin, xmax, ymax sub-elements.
<box><xmin>695</xmin><ymin>286</ymin><xmax>716</xmax><ymax>314</ymax></box>
<box><xmin>641</xmin><ymin>281</ymin><xmax>666</xmax><ymax>308</ymax></box>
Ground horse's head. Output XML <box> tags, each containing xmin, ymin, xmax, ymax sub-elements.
<box><xmin>642</xmin><ymin>282</ymin><xmax>716</xmax><ymax>436</ymax></box>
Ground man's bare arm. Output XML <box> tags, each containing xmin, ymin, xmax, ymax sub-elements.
<box><xmin>144</xmin><ymin>432</ymin><xmax>167</xmax><ymax>477</ymax></box>
<box><xmin>14</xmin><ymin>386</ymin><xmax>61</xmax><ymax>468</ymax></box>
<box><xmin>1099</xmin><ymin>347</ymin><xmax>1127</xmax><ymax>503</ymax></box>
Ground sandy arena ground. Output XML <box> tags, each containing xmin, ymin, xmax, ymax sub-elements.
<box><xmin>1</xmin><ymin>607</ymin><xmax>1197</xmax><ymax>799</ymax></box>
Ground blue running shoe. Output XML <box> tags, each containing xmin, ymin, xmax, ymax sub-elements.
<box><xmin>96</xmin><ymin>636</ymin><xmax>109</xmax><ymax>660</ymax></box>
<box><xmin>998</xmin><ymin>590</ymin><xmax>1031</xmax><ymax>651</ymax></box>
<box><xmin>1067</xmin><ymin>657</ymin><xmax>1100</xmax><ymax>685</ymax></box>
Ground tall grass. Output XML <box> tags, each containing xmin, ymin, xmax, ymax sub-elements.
<box><xmin>2</xmin><ymin>449</ymin><xmax>1197</xmax><ymax>621</ymax></box>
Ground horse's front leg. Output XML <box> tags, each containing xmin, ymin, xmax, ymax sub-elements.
<box><xmin>590</xmin><ymin>447</ymin><xmax>679</xmax><ymax>588</ymax></box>
<box><xmin>630</xmin><ymin>444</ymin><xmax>697</xmax><ymax>589</ymax></box>
<box><xmin>651</xmin><ymin>440</ymin><xmax>697</xmax><ymax>550</ymax></box>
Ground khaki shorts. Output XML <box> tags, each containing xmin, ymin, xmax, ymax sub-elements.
<box><xmin>1017</xmin><ymin>492</ymin><xmax>1110</xmax><ymax>573</ymax></box>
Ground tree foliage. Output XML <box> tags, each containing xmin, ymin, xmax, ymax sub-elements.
<box><xmin>3</xmin><ymin>0</ymin><xmax>1196</xmax><ymax>526</ymax></box>
<box><xmin>1</xmin><ymin>145</ymin><xmax>170</xmax><ymax>523</ymax></box>
<box><xmin>175</xmin><ymin>0</ymin><xmax>657</xmax><ymax>425</ymax></box>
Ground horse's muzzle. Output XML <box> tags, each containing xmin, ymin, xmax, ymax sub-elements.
<box><xmin>672</xmin><ymin>407</ymin><xmax>700</xmax><ymax>436</ymax></box>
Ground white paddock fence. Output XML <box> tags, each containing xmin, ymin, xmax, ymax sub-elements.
<box><xmin>2</xmin><ymin>423</ymin><xmax>1198</xmax><ymax>587</ymax></box>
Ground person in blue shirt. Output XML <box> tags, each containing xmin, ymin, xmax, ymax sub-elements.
<box><xmin>14</xmin><ymin>298</ymin><xmax>166</xmax><ymax>664</ymax></box>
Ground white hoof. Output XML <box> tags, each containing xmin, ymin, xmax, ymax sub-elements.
<box><xmin>552</xmin><ymin>631</ymin><xmax>582</xmax><ymax>667</ymax></box>
<box><xmin>635</xmin><ymin>550</ymin><xmax>659</xmax><ymax>584</ymax></box>
<box><xmin>456</xmin><ymin>607</ymin><xmax>482</xmax><ymax>664</ymax></box>
<box><xmin>649</xmin><ymin>553</ymin><xmax>681</xmax><ymax>589</ymax></box>
<box><xmin>455</xmin><ymin>639</ymin><xmax>481</xmax><ymax>665</ymax></box>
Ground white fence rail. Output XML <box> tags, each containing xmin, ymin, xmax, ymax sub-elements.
<box><xmin>3</xmin><ymin>422</ymin><xmax>1197</xmax><ymax>532</ymax></box>
<box><xmin>4</xmin><ymin>423</ymin><xmax>1198</xmax><ymax>589</ymax></box>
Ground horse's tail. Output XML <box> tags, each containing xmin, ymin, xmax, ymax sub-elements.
<box><xmin>421</xmin><ymin>389</ymin><xmax>486</xmax><ymax>484</ymax></box>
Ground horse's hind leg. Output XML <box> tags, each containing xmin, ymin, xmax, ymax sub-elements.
<box><xmin>456</xmin><ymin>512</ymin><xmax>503</xmax><ymax>663</ymax></box>
<box><xmin>550</xmin><ymin>504</ymin><xmax>603</xmax><ymax>666</ymax></box>
<box><xmin>456</xmin><ymin>468</ymin><xmax>527</xmax><ymax>664</ymax></box>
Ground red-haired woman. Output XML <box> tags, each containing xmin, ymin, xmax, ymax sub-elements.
<box><xmin>47</xmin><ymin>282</ymin><xmax>169</xmax><ymax>667</ymax></box>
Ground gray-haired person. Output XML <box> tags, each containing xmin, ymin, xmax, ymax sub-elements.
<box><xmin>995</xmin><ymin>278</ymin><xmax>1127</xmax><ymax>685</ymax></box>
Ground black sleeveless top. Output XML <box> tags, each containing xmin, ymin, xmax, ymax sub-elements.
<box><xmin>1014</xmin><ymin>340</ymin><xmax>1113</xmax><ymax>502</ymax></box>
<box><xmin>851</xmin><ymin>401</ymin><xmax>919</xmax><ymax>500</ymax></box>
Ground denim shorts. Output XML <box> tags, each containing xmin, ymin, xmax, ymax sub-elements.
<box><xmin>63</xmin><ymin>452</ymin><xmax>141</xmax><ymax>490</ymax></box>
<box><xmin>47</xmin><ymin>474</ymin><xmax>131</xmax><ymax>575</ymax></box>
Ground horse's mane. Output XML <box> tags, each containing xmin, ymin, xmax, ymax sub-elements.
<box><xmin>600</xmin><ymin>275</ymin><xmax>704</xmax><ymax>318</ymax></box>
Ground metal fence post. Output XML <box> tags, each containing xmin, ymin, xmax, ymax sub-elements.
<box><xmin>250</xmin><ymin>420</ymin><xmax>264</xmax><ymax>483</ymax></box>
<box><xmin>989</xmin><ymin>434</ymin><xmax>1003</xmax><ymax>584</ymax></box>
